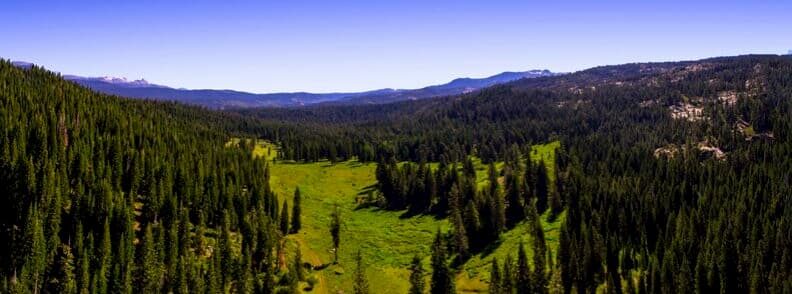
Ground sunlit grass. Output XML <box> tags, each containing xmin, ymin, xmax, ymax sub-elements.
<box><xmin>231</xmin><ymin>139</ymin><xmax>561</xmax><ymax>293</ymax></box>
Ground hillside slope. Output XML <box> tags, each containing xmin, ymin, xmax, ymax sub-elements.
<box><xmin>0</xmin><ymin>60</ymin><xmax>289</xmax><ymax>293</ymax></box>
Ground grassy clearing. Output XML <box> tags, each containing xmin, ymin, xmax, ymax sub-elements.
<box><xmin>226</xmin><ymin>137</ymin><xmax>279</xmax><ymax>161</ymax></box>
<box><xmin>457</xmin><ymin>211</ymin><xmax>566</xmax><ymax>292</ymax></box>
<box><xmin>269</xmin><ymin>160</ymin><xmax>446</xmax><ymax>293</ymax></box>
<box><xmin>235</xmin><ymin>139</ymin><xmax>561</xmax><ymax>293</ymax></box>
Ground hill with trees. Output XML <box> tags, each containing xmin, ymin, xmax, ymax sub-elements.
<box><xmin>237</xmin><ymin>54</ymin><xmax>792</xmax><ymax>292</ymax></box>
<box><xmin>0</xmin><ymin>60</ymin><xmax>297</xmax><ymax>293</ymax></box>
<box><xmin>2</xmin><ymin>54</ymin><xmax>791</xmax><ymax>293</ymax></box>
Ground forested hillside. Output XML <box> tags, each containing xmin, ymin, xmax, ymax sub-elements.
<box><xmin>1</xmin><ymin>54</ymin><xmax>791</xmax><ymax>293</ymax></box>
<box><xmin>238</xmin><ymin>55</ymin><xmax>792</xmax><ymax>292</ymax></box>
<box><xmin>0</xmin><ymin>60</ymin><xmax>289</xmax><ymax>293</ymax></box>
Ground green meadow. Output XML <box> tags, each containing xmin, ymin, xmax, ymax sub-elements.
<box><xmin>239</xmin><ymin>139</ymin><xmax>561</xmax><ymax>293</ymax></box>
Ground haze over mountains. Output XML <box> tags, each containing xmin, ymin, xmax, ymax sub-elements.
<box><xmin>11</xmin><ymin>61</ymin><xmax>557</xmax><ymax>108</ymax></box>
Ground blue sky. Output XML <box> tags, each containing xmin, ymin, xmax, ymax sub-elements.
<box><xmin>1</xmin><ymin>1</ymin><xmax>790</xmax><ymax>93</ymax></box>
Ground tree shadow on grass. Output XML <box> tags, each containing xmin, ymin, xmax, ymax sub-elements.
<box><xmin>398</xmin><ymin>209</ymin><xmax>423</xmax><ymax>219</ymax></box>
<box><xmin>476</xmin><ymin>237</ymin><xmax>505</xmax><ymax>258</ymax></box>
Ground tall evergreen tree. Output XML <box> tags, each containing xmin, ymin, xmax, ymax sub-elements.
<box><xmin>46</xmin><ymin>244</ymin><xmax>76</xmax><ymax>294</ymax></box>
<box><xmin>534</xmin><ymin>162</ymin><xmax>549</xmax><ymax>214</ymax></box>
<box><xmin>430</xmin><ymin>231</ymin><xmax>455</xmax><ymax>294</ymax></box>
<box><xmin>280</xmin><ymin>200</ymin><xmax>290</xmax><ymax>235</ymax></box>
<box><xmin>449</xmin><ymin>185</ymin><xmax>468</xmax><ymax>259</ymax></box>
<box><xmin>529</xmin><ymin>202</ymin><xmax>548</xmax><ymax>293</ymax></box>
<box><xmin>489</xmin><ymin>258</ymin><xmax>502</xmax><ymax>294</ymax></box>
<box><xmin>137</xmin><ymin>224</ymin><xmax>161</xmax><ymax>293</ymax></box>
<box><xmin>290</xmin><ymin>187</ymin><xmax>302</xmax><ymax>233</ymax></box>
<box><xmin>504</xmin><ymin>167</ymin><xmax>525</xmax><ymax>226</ymax></box>
<box><xmin>409</xmin><ymin>255</ymin><xmax>426</xmax><ymax>294</ymax></box>
<box><xmin>293</xmin><ymin>244</ymin><xmax>304</xmax><ymax>281</ymax></box>
<box><xmin>517</xmin><ymin>241</ymin><xmax>532</xmax><ymax>294</ymax></box>
<box><xmin>502</xmin><ymin>255</ymin><xmax>514</xmax><ymax>294</ymax></box>
<box><xmin>329</xmin><ymin>204</ymin><xmax>342</xmax><ymax>264</ymax></box>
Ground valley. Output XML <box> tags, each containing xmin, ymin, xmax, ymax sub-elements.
<box><xmin>1</xmin><ymin>54</ymin><xmax>791</xmax><ymax>293</ymax></box>
<box><xmin>231</xmin><ymin>140</ymin><xmax>562</xmax><ymax>293</ymax></box>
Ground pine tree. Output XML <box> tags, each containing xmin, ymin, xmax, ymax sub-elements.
<box><xmin>488</xmin><ymin>163</ymin><xmax>499</xmax><ymax>196</ymax></box>
<box><xmin>449</xmin><ymin>184</ymin><xmax>468</xmax><ymax>259</ymax></box>
<box><xmin>502</xmin><ymin>254</ymin><xmax>514</xmax><ymax>294</ymax></box>
<box><xmin>548</xmin><ymin>164</ymin><xmax>564</xmax><ymax>219</ymax></box>
<box><xmin>463</xmin><ymin>157</ymin><xmax>476</xmax><ymax>179</ymax></box>
<box><xmin>534</xmin><ymin>162</ymin><xmax>549</xmax><ymax>214</ymax></box>
<box><xmin>353</xmin><ymin>250</ymin><xmax>370</xmax><ymax>294</ymax></box>
<box><xmin>523</xmin><ymin>154</ymin><xmax>535</xmax><ymax>202</ymax></box>
<box><xmin>463</xmin><ymin>202</ymin><xmax>481</xmax><ymax>248</ymax></box>
<box><xmin>504</xmin><ymin>167</ymin><xmax>525</xmax><ymax>226</ymax></box>
<box><xmin>22</xmin><ymin>206</ymin><xmax>46</xmax><ymax>293</ymax></box>
<box><xmin>280</xmin><ymin>200</ymin><xmax>290</xmax><ymax>235</ymax></box>
<box><xmin>529</xmin><ymin>203</ymin><xmax>548</xmax><ymax>293</ymax></box>
<box><xmin>329</xmin><ymin>204</ymin><xmax>342</xmax><ymax>264</ymax></box>
<box><xmin>290</xmin><ymin>187</ymin><xmax>302</xmax><ymax>233</ymax></box>
<box><xmin>517</xmin><ymin>241</ymin><xmax>532</xmax><ymax>294</ymax></box>
<box><xmin>430</xmin><ymin>230</ymin><xmax>455</xmax><ymax>294</ymax></box>
<box><xmin>409</xmin><ymin>255</ymin><xmax>426</xmax><ymax>294</ymax></box>
<box><xmin>293</xmin><ymin>244</ymin><xmax>304</xmax><ymax>281</ymax></box>
<box><xmin>138</xmin><ymin>224</ymin><xmax>161</xmax><ymax>293</ymax></box>
<box><xmin>489</xmin><ymin>258</ymin><xmax>502</xmax><ymax>294</ymax></box>
<box><xmin>46</xmin><ymin>244</ymin><xmax>76</xmax><ymax>294</ymax></box>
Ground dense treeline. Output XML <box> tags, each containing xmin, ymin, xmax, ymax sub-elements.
<box><xmin>0</xmin><ymin>60</ymin><xmax>303</xmax><ymax>293</ymax></box>
<box><xmin>374</xmin><ymin>146</ymin><xmax>563</xmax><ymax>258</ymax></box>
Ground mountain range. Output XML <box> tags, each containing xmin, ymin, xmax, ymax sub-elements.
<box><xmin>11</xmin><ymin>61</ymin><xmax>557</xmax><ymax>108</ymax></box>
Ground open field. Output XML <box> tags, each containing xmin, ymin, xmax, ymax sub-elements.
<box><xmin>244</xmin><ymin>140</ymin><xmax>562</xmax><ymax>293</ymax></box>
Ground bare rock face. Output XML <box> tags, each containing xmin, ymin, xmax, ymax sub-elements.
<box><xmin>696</xmin><ymin>142</ymin><xmax>726</xmax><ymax>161</ymax></box>
<box><xmin>654</xmin><ymin>142</ymin><xmax>726</xmax><ymax>161</ymax></box>
<box><xmin>670</xmin><ymin>103</ymin><xmax>705</xmax><ymax>122</ymax></box>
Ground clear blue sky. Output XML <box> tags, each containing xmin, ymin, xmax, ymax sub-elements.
<box><xmin>2</xmin><ymin>1</ymin><xmax>790</xmax><ymax>93</ymax></box>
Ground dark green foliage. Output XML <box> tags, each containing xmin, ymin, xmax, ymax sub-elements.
<box><xmin>489</xmin><ymin>258</ymin><xmax>502</xmax><ymax>294</ymax></box>
<box><xmin>449</xmin><ymin>185</ymin><xmax>468</xmax><ymax>259</ymax></box>
<box><xmin>137</xmin><ymin>224</ymin><xmax>161</xmax><ymax>293</ymax></box>
<box><xmin>409</xmin><ymin>255</ymin><xmax>425</xmax><ymax>294</ymax></box>
<box><xmin>3</xmin><ymin>54</ymin><xmax>792</xmax><ymax>293</ymax></box>
<box><xmin>504</xmin><ymin>166</ymin><xmax>525</xmax><ymax>227</ymax></box>
<box><xmin>329</xmin><ymin>204</ymin><xmax>342</xmax><ymax>264</ymax></box>
<box><xmin>533</xmin><ymin>162</ymin><xmax>549</xmax><ymax>214</ymax></box>
<box><xmin>528</xmin><ymin>203</ymin><xmax>548</xmax><ymax>293</ymax></box>
<box><xmin>279</xmin><ymin>200</ymin><xmax>290</xmax><ymax>235</ymax></box>
<box><xmin>430</xmin><ymin>231</ymin><xmax>455</xmax><ymax>294</ymax></box>
<box><xmin>290</xmin><ymin>187</ymin><xmax>302</xmax><ymax>233</ymax></box>
<box><xmin>46</xmin><ymin>244</ymin><xmax>76</xmax><ymax>294</ymax></box>
<box><xmin>501</xmin><ymin>255</ymin><xmax>514</xmax><ymax>294</ymax></box>
<box><xmin>516</xmin><ymin>242</ymin><xmax>532</xmax><ymax>294</ymax></box>
<box><xmin>292</xmin><ymin>245</ymin><xmax>304</xmax><ymax>282</ymax></box>
<box><xmin>0</xmin><ymin>60</ymin><xmax>282</xmax><ymax>293</ymax></box>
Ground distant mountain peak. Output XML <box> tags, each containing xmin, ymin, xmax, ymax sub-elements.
<box><xmin>11</xmin><ymin>61</ymin><xmax>35</xmax><ymax>69</ymax></box>
<box><xmin>98</xmin><ymin>76</ymin><xmax>152</xmax><ymax>86</ymax></box>
<box><xmin>63</xmin><ymin>75</ymin><xmax>165</xmax><ymax>88</ymax></box>
<box><xmin>10</xmin><ymin>59</ymin><xmax>557</xmax><ymax>108</ymax></box>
